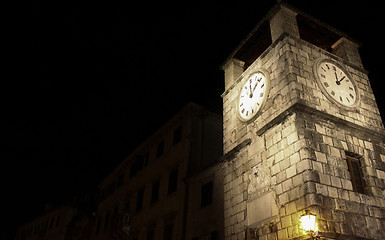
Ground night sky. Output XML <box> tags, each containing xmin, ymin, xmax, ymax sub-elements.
<box><xmin>5</xmin><ymin>1</ymin><xmax>385</xmax><ymax>238</ymax></box>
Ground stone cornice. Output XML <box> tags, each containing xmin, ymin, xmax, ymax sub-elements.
<box><xmin>256</xmin><ymin>101</ymin><xmax>385</xmax><ymax>143</ymax></box>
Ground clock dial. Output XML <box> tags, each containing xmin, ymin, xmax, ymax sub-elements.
<box><xmin>315</xmin><ymin>59</ymin><xmax>359</xmax><ymax>108</ymax></box>
<box><xmin>238</xmin><ymin>72</ymin><xmax>268</xmax><ymax>121</ymax></box>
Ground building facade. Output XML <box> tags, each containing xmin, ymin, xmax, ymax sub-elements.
<box><xmin>221</xmin><ymin>3</ymin><xmax>385</xmax><ymax>240</ymax></box>
<box><xmin>14</xmin><ymin>205</ymin><xmax>81</xmax><ymax>240</ymax></box>
<box><xmin>91</xmin><ymin>103</ymin><xmax>223</xmax><ymax>240</ymax></box>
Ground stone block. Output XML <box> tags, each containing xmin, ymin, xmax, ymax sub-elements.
<box><xmin>277</xmin><ymin>229</ymin><xmax>288</xmax><ymax>240</ymax></box>
<box><xmin>377</xmin><ymin>169</ymin><xmax>385</xmax><ymax>180</ymax></box>
<box><xmin>380</xmin><ymin>154</ymin><xmax>385</xmax><ymax>163</ymax></box>
<box><xmin>247</xmin><ymin>191</ymin><xmax>278</xmax><ymax>226</ymax></box>
<box><xmin>286</xmin><ymin>165</ymin><xmax>297</xmax><ymax>178</ymax></box>
<box><xmin>330</xmin><ymin>147</ymin><xmax>342</xmax><ymax>158</ymax></box>
<box><xmin>287</xmin><ymin>132</ymin><xmax>298</xmax><ymax>145</ymax></box>
<box><xmin>341</xmin><ymin>179</ymin><xmax>353</xmax><ymax>191</ymax></box>
<box><xmin>296</xmin><ymin>159</ymin><xmax>312</xmax><ymax>173</ymax></box>
<box><xmin>338</xmin><ymin>189</ymin><xmax>350</xmax><ymax>201</ymax></box>
<box><xmin>289</xmin><ymin>152</ymin><xmax>300</xmax><ymax>165</ymax></box>
<box><xmin>288</xmin><ymin>186</ymin><xmax>300</xmax><ymax>201</ymax></box>
<box><xmin>281</xmin><ymin>215</ymin><xmax>292</xmax><ymax>228</ymax></box>
<box><xmin>328</xmin><ymin>186</ymin><xmax>338</xmax><ymax>198</ymax></box>
<box><xmin>316</xmin><ymin>183</ymin><xmax>328</xmax><ymax>196</ymax></box>
<box><xmin>319</xmin><ymin>173</ymin><xmax>331</xmax><ymax>185</ymax></box>
<box><xmin>299</xmin><ymin>147</ymin><xmax>315</xmax><ymax>160</ymax></box>
<box><xmin>292</xmin><ymin>173</ymin><xmax>304</xmax><ymax>187</ymax></box>
<box><xmin>331</xmin><ymin>176</ymin><xmax>342</xmax><ymax>188</ymax></box>
<box><xmin>300</xmin><ymin>181</ymin><xmax>316</xmax><ymax>195</ymax></box>
<box><xmin>271</xmin><ymin>163</ymin><xmax>280</xmax><ymax>176</ymax></box>
<box><xmin>305</xmin><ymin>193</ymin><xmax>323</xmax><ymax>206</ymax></box>
<box><xmin>282</xmin><ymin>178</ymin><xmax>293</xmax><ymax>192</ymax></box>
<box><xmin>302</xmin><ymin>170</ymin><xmax>320</xmax><ymax>183</ymax></box>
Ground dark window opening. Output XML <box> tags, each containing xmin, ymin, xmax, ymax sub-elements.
<box><xmin>201</xmin><ymin>181</ymin><xmax>213</xmax><ymax>207</ymax></box>
<box><xmin>136</xmin><ymin>188</ymin><xmax>144</xmax><ymax>212</ymax></box>
<box><xmin>168</xmin><ymin>168</ymin><xmax>178</xmax><ymax>195</ymax></box>
<box><xmin>130</xmin><ymin>156</ymin><xmax>144</xmax><ymax>178</ymax></box>
<box><xmin>101</xmin><ymin>181</ymin><xmax>116</xmax><ymax>201</ymax></box>
<box><xmin>163</xmin><ymin>219</ymin><xmax>175</xmax><ymax>240</ymax></box>
<box><xmin>157</xmin><ymin>140</ymin><xmax>165</xmax><ymax>158</ymax></box>
<box><xmin>173</xmin><ymin>125</ymin><xmax>182</xmax><ymax>145</ymax></box>
<box><xmin>147</xmin><ymin>226</ymin><xmax>155</xmax><ymax>240</ymax></box>
<box><xmin>233</xmin><ymin>21</ymin><xmax>272</xmax><ymax>68</ymax></box>
<box><xmin>144</xmin><ymin>152</ymin><xmax>149</xmax><ymax>167</ymax></box>
<box><xmin>95</xmin><ymin>217</ymin><xmax>101</xmax><ymax>235</ymax></box>
<box><xmin>296</xmin><ymin>14</ymin><xmax>341</xmax><ymax>53</ymax></box>
<box><xmin>55</xmin><ymin>215</ymin><xmax>61</xmax><ymax>227</ymax></box>
<box><xmin>117</xmin><ymin>173</ymin><xmax>125</xmax><ymax>187</ymax></box>
<box><xmin>151</xmin><ymin>180</ymin><xmax>160</xmax><ymax>203</ymax></box>
<box><xmin>346</xmin><ymin>155</ymin><xmax>367</xmax><ymax>194</ymax></box>
<box><xmin>104</xmin><ymin>212</ymin><xmax>110</xmax><ymax>230</ymax></box>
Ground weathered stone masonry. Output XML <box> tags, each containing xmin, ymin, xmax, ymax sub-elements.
<box><xmin>222</xmin><ymin>3</ymin><xmax>385</xmax><ymax>240</ymax></box>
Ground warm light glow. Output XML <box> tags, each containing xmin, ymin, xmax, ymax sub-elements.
<box><xmin>301</xmin><ymin>214</ymin><xmax>316</xmax><ymax>232</ymax></box>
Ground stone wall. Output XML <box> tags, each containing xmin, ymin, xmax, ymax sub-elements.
<box><xmin>222</xmin><ymin>32</ymin><xmax>385</xmax><ymax>239</ymax></box>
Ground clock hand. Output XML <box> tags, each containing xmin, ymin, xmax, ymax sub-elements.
<box><xmin>252</xmin><ymin>82</ymin><xmax>258</xmax><ymax>93</ymax></box>
<box><xmin>249</xmin><ymin>81</ymin><xmax>253</xmax><ymax>98</ymax></box>
<box><xmin>334</xmin><ymin>72</ymin><xmax>340</xmax><ymax>85</ymax></box>
<box><xmin>336</xmin><ymin>76</ymin><xmax>345</xmax><ymax>85</ymax></box>
<box><xmin>339</xmin><ymin>76</ymin><xmax>345</xmax><ymax>84</ymax></box>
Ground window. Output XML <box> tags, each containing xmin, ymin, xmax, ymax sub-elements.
<box><xmin>117</xmin><ymin>173</ymin><xmax>125</xmax><ymax>187</ymax></box>
<box><xmin>163</xmin><ymin>219</ymin><xmax>175</xmax><ymax>240</ymax></box>
<box><xmin>130</xmin><ymin>156</ymin><xmax>144</xmax><ymax>178</ymax></box>
<box><xmin>346</xmin><ymin>155</ymin><xmax>367</xmax><ymax>194</ymax></box>
<box><xmin>55</xmin><ymin>215</ymin><xmax>61</xmax><ymax>227</ymax></box>
<box><xmin>193</xmin><ymin>231</ymin><xmax>218</xmax><ymax>240</ymax></box>
<box><xmin>151</xmin><ymin>180</ymin><xmax>160</xmax><ymax>203</ymax></box>
<box><xmin>136</xmin><ymin>188</ymin><xmax>144</xmax><ymax>212</ymax></box>
<box><xmin>104</xmin><ymin>212</ymin><xmax>110</xmax><ymax>230</ymax></box>
<box><xmin>49</xmin><ymin>218</ymin><xmax>54</xmax><ymax>230</ymax></box>
<box><xmin>201</xmin><ymin>181</ymin><xmax>213</xmax><ymax>207</ymax></box>
<box><xmin>168</xmin><ymin>168</ymin><xmax>178</xmax><ymax>194</ymax></box>
<box><xmin>173</xmin><ymin>125</ymin><xmax>182</xmax><ymax>145</ymax></box>
<box><xmin>95</xmin><ymin>217</ymin><xmax>101</xmax><ymax>235</ymax></box>
<box><xmin>144</xmin><ymin>151</ymin><xmax>149</xmax><ymax>167</ymax></box>
<box><xmin>123</xmin><ymin>213</ymin><xmax>130</xmax><ymax>226</ymax></box>
<box><xmin>147</xmin><ymin>225</ymin><xmax>156</xmax><ymax>240</ymax></box>
<box><xmin>157</xmin><ymin>140</ymin><xmax>165</xmax><ymax>158</ymax></box>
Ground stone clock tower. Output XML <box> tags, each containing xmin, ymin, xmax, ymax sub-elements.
<box><xmin>221</xmin><ymin>3</ymin><xmax>385</xmax><ymax>240</ymax></box>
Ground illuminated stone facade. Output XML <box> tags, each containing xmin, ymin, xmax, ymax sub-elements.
<box><xmin>222</xmin><ymin>3</ymin><xmax>385</xmax><ymax>240</ymax></box>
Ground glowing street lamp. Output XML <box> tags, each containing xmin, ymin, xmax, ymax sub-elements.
<box><xmin>300</xmin><ymin>210</ymin><xmax>318</xmax><ymax>239</ymax></box>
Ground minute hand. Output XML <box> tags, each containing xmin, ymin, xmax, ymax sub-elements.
<box><xmin>252</xmin><ymin>82</ymin><xmax>258</xmax><ymax>92</ymax></box>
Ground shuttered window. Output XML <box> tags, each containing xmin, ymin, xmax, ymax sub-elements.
<box><xmin>346</xmin><ymin>156</ymin><xmax>367</xmax><ymax>194</ymax></box>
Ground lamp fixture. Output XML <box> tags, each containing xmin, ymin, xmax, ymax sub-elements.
<box><xmin>300</xmin><ymin>210</ymin><xmax>318</xmax><ymax>239</ymax></box>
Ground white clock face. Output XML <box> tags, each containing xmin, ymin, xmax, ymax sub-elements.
<box><xmin>315</xmin><ymin>59</ymin><xmax>359</xmax><ymax>108</ymax></box>
<box><xmin>238</xmin><ymin>72</ymin><xmax>268</xmax><ymax>121</ymax></box>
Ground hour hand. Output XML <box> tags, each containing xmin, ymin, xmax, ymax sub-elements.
<box><xmin>336</xmin><ymin>76</ymin><xmax>345</xmax><ymax>85</ymax></box>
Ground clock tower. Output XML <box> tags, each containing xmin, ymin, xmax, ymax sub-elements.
<box><xmin>221</xmin><ymin>2</ymin><xmax>385</xmax><ymax>240</ymax></box>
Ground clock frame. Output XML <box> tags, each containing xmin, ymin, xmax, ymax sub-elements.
<box><xmin>313</xmin><ymin>58</ymin><xmax>360</xmax><ymax>109</ymax></box>
<box><xmin>237</xmin><ymin>70</ymin><xmax>270</xmax><ymax>122</ymax></box>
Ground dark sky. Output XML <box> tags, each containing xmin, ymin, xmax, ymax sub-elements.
<box><xmin>5</xmin><ymin>0</ymin><xmax>385</xmax><ymax>238</ymax></box>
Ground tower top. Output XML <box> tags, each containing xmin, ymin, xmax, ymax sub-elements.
<box><xmin>221</xmin><ymin>2</ymin><xmax>360</xmax><ymax>70</ymax></box>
